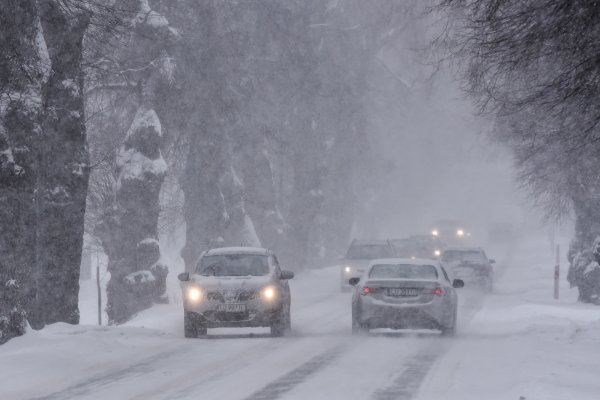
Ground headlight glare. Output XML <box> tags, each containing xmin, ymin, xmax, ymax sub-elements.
<box><xmin>261</xmin><ymin>286</ymin><xmax>276</xmax><ymax>300</ymax></box>
<box><xmin>187</xmin><ymin>287</ymin><xmax>202</xmax><ymax>302</ymax></box>
<box><xmin>344</xmin><ymin>266</ymin><xmax>351</xmax><ymax>273</ymax></box>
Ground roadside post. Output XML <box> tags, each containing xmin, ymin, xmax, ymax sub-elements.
<box><xmin>554</xmin><ymin>244</ymin><xmax>560</xmax><ymax>300</ymax></box>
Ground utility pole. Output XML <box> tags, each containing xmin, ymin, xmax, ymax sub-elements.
<box><xmin>554</xmin><ymin>244</ymin><xmax>560</xmax><ymax>300</ymax></box>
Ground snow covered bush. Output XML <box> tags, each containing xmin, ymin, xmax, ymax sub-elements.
<box><xmin>568</xmin><ymin>237</ymin><xmax>600</xmax><ymax>304</ymax></box>
<box><xmin>98</xmin><ymin>107</ymin><xmax>168</xmax><ymax>324</ymax></box>
<box><xmin>0</xmin><ymin>280</ymin><xmax>27</xmax><ymax>345</ymax></box>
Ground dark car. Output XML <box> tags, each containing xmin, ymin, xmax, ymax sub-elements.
<box><xmin>441</xmin><ymin>247</ymin><xmax>495</xmax><ymax>292</ymax></box>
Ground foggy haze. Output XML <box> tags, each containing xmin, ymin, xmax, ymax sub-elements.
<box><xmin>1</xmin><ymin>2</ymin><xmax>599</xmax><ymax>400</ymax></box>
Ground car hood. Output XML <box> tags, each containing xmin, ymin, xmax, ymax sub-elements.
<box><xmin>188</xmin><ymin>274</ymin><xmax>273</xmax><ymax>291</ymax></box>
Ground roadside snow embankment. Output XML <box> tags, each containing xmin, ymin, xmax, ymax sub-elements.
<box><xmin>416</xmin><ymin>238</ymin><xmax>600</xmax><ymax>400</ymax></box>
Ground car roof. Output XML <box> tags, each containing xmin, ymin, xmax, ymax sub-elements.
<box><xmin>368</xmin><ymin>258</ymin><xmax>440</xmax><ymax>267</ymax></box>
<box><xmin>204</xmin><ymin>246</ymin><xmax>270</xmax><ymax>256</ymax></box>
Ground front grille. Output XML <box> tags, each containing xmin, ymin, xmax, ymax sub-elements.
<box><xmin>206</xmin><ymin>290</ymin><xmax>257</xmax><ymax>302</ymax></box>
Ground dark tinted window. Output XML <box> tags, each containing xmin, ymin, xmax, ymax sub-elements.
<box><xmin>197</xmin><ymin>254</ymin><xmax>270</xmax><ymax>276</ymax></box>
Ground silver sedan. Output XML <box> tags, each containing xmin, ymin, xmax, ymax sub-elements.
<box><xmin>349</xmin><ymin>258</ymin><xmax>463</xmax><ymax>336</ymax></box>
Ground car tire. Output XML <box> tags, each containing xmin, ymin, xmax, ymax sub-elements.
<box><xmin>352</xmin><ymin>318</ymin><xmax>368</xmax><ymax>334</ymax></box>
<box><xmin>285</xmin><ymin>308</ymin><xmax>292</xmax><ymax>331</ymax></box>
<box><xmin>486</xmin><ymin>277</ymin><xmax>494</xmax><ymax>293</ymax></box>
<box><xmin>270</xmin><ymin>310</ymin><xmax>287</xmax><ymax>337</ymax></box>
<box><xmin>184</xmin><ymin>312</ymin><xmax>199</xmax><ymax>338</ymax></box>
<box><xmin>441</xmin><ymin>308</ymin><xmax>457</xmax><ymax>337</ymax></box>
<box><xmin>351</xmin><ymin>308</ymin><xmax>368</xmax><ymax>334</ymax></box>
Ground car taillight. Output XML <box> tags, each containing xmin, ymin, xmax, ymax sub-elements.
<box><xmin>433</xmin><ymin>287</ymin><xmax>443</xmax><ymax>296</ymax></box>
<box><xmin>362</xmin><ymin>287</ymin><xmax>371</xmax><ymax>295</ymax></box>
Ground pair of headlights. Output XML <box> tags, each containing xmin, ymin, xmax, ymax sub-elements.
<box><xmin>185</xmin><ymin>286</ymin><xmax>277</xmax><ymax>302</ymax></box>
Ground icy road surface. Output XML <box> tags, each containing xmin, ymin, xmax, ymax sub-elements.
<box><xmin>1</xmin><ymin>266</ymin><xmax>487</xmax><ymax>400</ymax></box>
<box><xmin>6</xmin><ymin>240</ymin><xmax>578</xmax><ymax>400</ymax></box>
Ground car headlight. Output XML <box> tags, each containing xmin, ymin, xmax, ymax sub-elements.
<box><xmin>456</xmin><ymin>229</ymin><xmax>465</xmax><ymax>237</ymax></box>
<box><xmin>344</xmin><ymin>266</ymin><xmax>351</xmax><ymax>273</ymax></box>
<box><xmin>431</xmin><ymin>229</ymin><xmax>439</xmax><ymax>236</ymax></box>
<box><xmin>434</xmin><ymin>250</ymin><xmax>441</xmax><ymax>257</ymax></box>
<box><xmin>187</xmin><ymin>287</ymin><xmax>202</xmax><ymax>302</ymax></box>
<box><xmin>261</xmin><ymin>286</ymin><xmax>276</xmax><ymax>301</ymax></box>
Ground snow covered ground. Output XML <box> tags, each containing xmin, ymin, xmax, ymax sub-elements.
<box><xmin>1</xmin><ymin>235</ymin><xmax>599</xmax><ymax>400</ymax></box>
<box><xmin>416</xmin><ymin>237</ymin><xmax>600</xmax><ymax>400</ymax></box>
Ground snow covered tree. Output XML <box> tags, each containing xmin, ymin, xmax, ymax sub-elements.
<box><xmin>94</xmin><ymin>0</ymin><xmax>175</xmax><ymax>324</ymax></box>
<box><xmin>0</xmin><ymin>0</ymin><xmax>41</xmax><ymax>342</ymax></box>
<box><xmin>1</xmin><ymin>0</ymin><xmax>93</xmax><ymax>341</ymax></box>
<box><xmin>437</xmin><ymin>0</ymin><xmax>600</xmax><ymax>302</ymax></box>
<box><xmin>97</xmin><ymin>107</ymin><xmax>168</xmax><ymax>324</ymax></box>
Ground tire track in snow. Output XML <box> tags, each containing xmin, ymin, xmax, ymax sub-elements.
<box><xmin>28</xmin><ymin>343</ymin><xmax>189</xmax><ymax>400</ymax></box>
<box><xmin>368</xmin><ymin>289</ymin><xmax>489</xmax><ymax>400</ymax></box>
<box><xmin>243</xmin><ymin>344</ymin><xmax>347</xmax><ymax>400</ymax></box>
<box><xmin>370</xmin><ymin>351</ymin><xmax>438</xmax><ymax>400</ymax></box>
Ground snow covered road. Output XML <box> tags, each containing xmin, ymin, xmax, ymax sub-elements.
<box><xmin>1</xmin><ymin>263</ymin><xmax>489</xmax><ymax>400</ymax></box>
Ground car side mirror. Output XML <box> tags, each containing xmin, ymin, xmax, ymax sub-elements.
<box><xmin>178</xmin><ymin>272</ymin><xmax>190</xmax><ymax>282</ymax></box>
<box><xmin>452</xmin><ymin>279</ymin><xmax>464</xmax><ymax>288</ymax></box>
<box><xmin>489</xmin><ymin>259</ymin><xmax>496</xmax><ymax>264</ymax></box>
<box><xmin>280</xmin><ymin>270</ymin><xmax>295</xmax><ymax>280</ymax></box>
<box><xmin>348</xmin><ymin>277</ymin><xmax>360</xmax><ymax>286</ymax></box>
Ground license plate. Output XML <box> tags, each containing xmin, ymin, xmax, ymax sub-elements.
<box><xmin>216</xmin><ymin>303</ymin><xmax>247</xmax><ymax>312</ymax></box>
<box><xmin>387</xmin><ymin>288</ymin><xmax>420</xmax><ymax>297</ymax></box>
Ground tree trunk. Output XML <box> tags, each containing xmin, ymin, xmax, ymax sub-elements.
<box><xmin>33</xmin><ymin>1</ymin><xmax>90</xmax><ymax>327</ymax></box>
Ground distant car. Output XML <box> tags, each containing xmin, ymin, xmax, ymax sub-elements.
<box><xmin>390</xmin><ymin>235</ymin><xmax>446</xmax><ymax>259</ymax></box>
<box><xmin>431</xmin><ymin>219</ymin><xmax>471</xmax><ymax>245</ymax></box>
<box><xmin>349</xmin><ymin>258</ymin><xmax>463</xmax><ymax>336</ymax></box>
<box><xmin>441</xmin><ymin>247</ymin><xmax>495</xmax><ymax>292</ymax></box>
<box><xmin>340</xmin><ymin>239</ymin><xmax>396</xmax><ymax>291</ymax></box>
<box><xmin>177</xmin><ymin>247</ymin><xmax>294</xmax><ymax>338</ymax></box>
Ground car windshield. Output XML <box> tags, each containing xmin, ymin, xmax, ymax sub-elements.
<box><xmin>442</xmin><ymin>250</ymin><xmax>486</xmax><ymax>264</ymax></box>
<box><xmin>197</xmin><ymin>254</ymin><xmax>270</xmax><ymax>276</ymax></box>
<box><xmin>346</xmin><ymin>244</ymin><xmax>393</xmax><ymax>259</ymax></box>
<box><xmin>368</xmin><ymin>264</ymin><xmax>439</xmax><ymax>280</ymax></box>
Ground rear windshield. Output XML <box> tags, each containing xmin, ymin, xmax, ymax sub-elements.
<box><xmin>368</xmin><ymin>264</ymin><xmax>439</xmax><ymax>280</ymax></box>
<box><xmin>196</xmin><ymin>254</ymin><xmax>270</xmax><ymax>276</ymax></box>
<box><xmin>346</xmin><ymin>244</ymin><xmax>394</xmax><ymax>260</ymax></box>
<box><xmin>442</xmin><ymin>250</ymin><xmax>486</xmax><ymax>264</ymax></box>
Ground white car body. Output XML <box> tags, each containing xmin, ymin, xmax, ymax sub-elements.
<box><xmin>350</xmin><ymin>258</ymin><xmax>462</xmax><ymax>335</ymax></box>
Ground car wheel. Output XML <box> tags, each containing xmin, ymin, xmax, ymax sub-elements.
<box><xmin>285</xmin><ymin>308</ymin><xmax>292</xmax><ymax>331</ymax></box>
<box><xmin>486</xmin><ymin>277</ymin><xmax>494</xmax><ymax>293</ymax></box>
<box><xmin>270</xmin><ymin>310</ymin><xmax>286</xmax><ymax>337</ymax></box>
<box><xmin>351</xmin><ymin>308</ymin><xmax>368</xmax><ymax>334</ymax></box>
<box><xmin>441</xmin><ymin>308</ymin><xmax>457</xmax><ymax>337</ymax></box>
<box><xmin>352</xmin><ymin>317</ymin><xmax>368</xmax><ymax>334</ymax></box>
<box><xmin>184</xmin><ymin>312</ymin><xmax>198</xmax><ymax>338</ymax></box>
